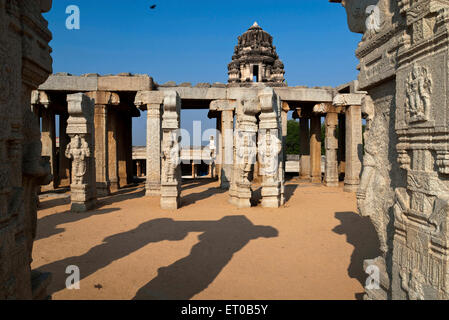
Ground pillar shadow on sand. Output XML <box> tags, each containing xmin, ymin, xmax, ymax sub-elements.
<box><xmin>36</xmin><ymin>207</ymin><xmax>121</xmax><ymax>241</ymax></box>
<box><xmin>332</xmin><ymin>211</ymin><xmax>381</xmax><ymax>300</ymax></box>
<box><xmin>37</xmin><ymin>216</ymin><xmax>278</xmax><ymax>299</ymax></box>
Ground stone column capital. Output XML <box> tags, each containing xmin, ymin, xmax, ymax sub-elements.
<box><xmin>86</xmin><ymin>91</ymin><xmax>120</xmax><ymax>106</ymax></box>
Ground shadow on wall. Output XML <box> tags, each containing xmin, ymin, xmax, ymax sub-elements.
<box><xmin>332</xmin><ymin>211</ymin><xmax>381</xmax><ymax>299</ymax></box>
<box><xmin>37</xmin><ymin>216</ymin><xmax>279</xmax><ymax>299</ymax></box>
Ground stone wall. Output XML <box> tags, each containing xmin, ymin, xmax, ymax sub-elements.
<box><xmin>0</xmin><ymin>0</ymin><xmax>53</xmax><ymax>299</ymax></box>
<box><xmin>335</xmin><ymin>0</ymin><xmax>449</xmax><ymax>300</ymax></box>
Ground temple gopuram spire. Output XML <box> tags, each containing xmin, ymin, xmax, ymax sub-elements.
<box><xmin>228</xmin><ymin>22</ymin><xmax>286</xmax><ymax>87</ymax></box>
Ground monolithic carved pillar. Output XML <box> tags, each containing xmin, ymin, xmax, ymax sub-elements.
<box><xmin>299</xmin><ymin>117</ymin><xmax>310</xmax><ymax>179</ymax></box>
<box><xmin>215</xmin><ymin>113</ymin><xmax>222</xmax><ymax>182</ymax></box>
<box><xmin>146</xmin><ymin>103</ymin><xmax>162</xmax><ymax>196</ymax></box>
<box><xmin>258</xmin><ymin>88</ymin><xmax>283</xmax><ymax>208</ymax></box>
<box><xmin>66</xmin><ymin>93</ymin><xmax>97</xmax><ymax>212</ymax></box>
<box><xmin>117</xmin><ymin>111</ymin><xmax>128</xmax><ymax>188</ymax></box>
<box><xmin>191</xmin><ymin>161</ymin><xmax>196</xmax><ymax>179</ymax></box>
<box><xmin>107</xmin><ymin>109</ymin><xmax>119</xmax><ymax>192</ymax></box>
<box><xmin>338</xmin><ymin>114</ymin><xmax>346</xmax><ymax>177</ymax></box>
<box><xmin>325</xmin><ymin>112</ymin><xmax>339</xmax><ymax>187</ymax></box>
<box><xmin>344</xmin><ymin>105</ymin><xmax>362</xmax><ymax>192</ymax></box>
<box><xmin>221</xmin><ymin>109</ymin><xmax>234</xmax><ymax>189</ymax></box>
<box><xmin>160</xmin><ymin>91</ymin><xmax>181</xmax><ymax>210</ymax></box>
<box><xmin>41</xmin><ymin>107</ymin><xmax>57</xmax><ymax>190</ymax></box>
<box><xmin>281</xmin><ymin>102</ymin><xmax>289</xmax><ymax>163</ymax></box>
<box><xmin>310</xmin><ymin>116</ymin><xmax>322</xmax><ymax>183</ymax></box>
<box><xmin>59</xmin><ymin>113</ymin><xmax>71</xmax><ymax>187</ymax></box>
<box><xmin>126</xmin><ymin>114</ymin><xmax>133</xmax><ymax>184</ymax></box>
<box><xmin>88</xmin><ymin>91</ymin><xmax>119</xmax><ymax>196</ymax></box>
<box><xmin>136</xmin><ymin>161</ymin><xmax>142</xmax><ymax>177</ymax></box>
<box><xmin>94</xmin><ymin>105</ymin><xmax>110</xmax><ymax>196</ymax></box>
<box><xmin>231</xmin><ymin>98</ymin><xmax>258</xmax><ymax>208</ymax></box>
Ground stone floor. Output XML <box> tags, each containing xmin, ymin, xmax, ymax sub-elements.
<box><xmin>32</xmin><ymin>178</ymin><xmax>381</xmax><ymax>300</ymax></box>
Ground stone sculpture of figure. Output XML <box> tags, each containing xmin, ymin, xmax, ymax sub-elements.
<box><xmin>406</xmin><ymin>65</ymin><xmax>432</xmax><ymax>122</ymax></box>
<box><xmin>65</xmin><ymin>135</ymin><xmax>90</xmax><ymax>185</ymax></box>
<box><xmin>258</xmin><ymin>130</ymin><xmax>281</xmax><ymax>182</ymax></box>
<box><xmin>162</xmin><ymin>135</ymin><xmax>180</xmax><ymax>183</ymax></box>
<box><xmin>237</xmin><ymin>132</ymin><xmax>256</xmax><ymax>184</ymax></box>
<box><xmin>400</xmin><ymin>268</ymin><xmax>426</xmax><ymax>300</ymax></box>
<box><xmin>357</xmin><ymin>95</ymin><xmax>390</xmax><ymax>254</ymax></box>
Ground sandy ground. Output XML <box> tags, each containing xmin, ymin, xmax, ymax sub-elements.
<box><xmin>32</xmin><ymin>178</ymin><xmax>381</xmax><ymax>300</ymax></box>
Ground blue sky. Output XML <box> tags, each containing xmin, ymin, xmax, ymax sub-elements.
<box><xmin>44</xmin><ymin>0</ymin><xmax>361</xmax><ymax>146</ymax></box>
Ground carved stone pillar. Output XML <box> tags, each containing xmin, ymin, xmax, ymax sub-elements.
<box><xmin>136</xmin><ymin>161</ymin><xmax>142</xmax><ymax>178</ymax></box>
<box><xmin>126</xmin><ymin>114</ymin><xmax>133</xmax><ymax>184</ymax></box>
<box><xmin>281</xmin><ymin>102</ymin><xmax>289</xmax><ymax>163</ymax></box>
<box><xmin>299</xmin><ymin>117</ymin><xmax>310</xmax><ymax>180</ymax></box>
<box><xmin>310</xmin><ymin>116</ymin><xmax>322</xmax><ymax>183</ymax></box>
<box><xmin>66</xmin><ymin>93</ymin><xmax>97</xmax><ymax>212</ymax></box>
<box><xmin>41</xmin><ymin>107</ymin><xmax>57</xmax><ymax>190</ymax></box>
<box><xmin>191</xmin><ymin>161</ymin><xmax>196</xmax><ymax>179</ymax></box>
<box><xmin>58</xmin><ymin>113</ymin><xmax>71</xmax><ymax>187</ymax></box>
<box><xmin>215</xmin><ymin>113</ymin><xmax>222</xmax><ymax>182</ymax></box>
<box><xmin>325</xmin><ymin>112</ymin><xmax>339</xmax><ymax>187</ymax></box>
<box><xmin>160</xmin><ymin>91</ymin><xmax>181</xmax><ymax>210</ymax></box>
<box><xmin>338</xmin><ymin>114</ymin><xmax>346</xmax><ymax>178</ymax></box>
<box><xmin>146</xmin><ymin>103</ymin><xmax>162</xmax><ymax>196</ymax></box>
<box><xmin>230</xmin><ymin>98</ymin><xmax>258</xmax><ymax>208</ymax></box>
<box><xmin>344</xmin><ymin>105</ymin><xmax>362</xmax><ymax>192</ymax></box>
<box><xmin>221</xmin><ymin>109</ymin><xmax>234</xmax><ymax>189</ymax></box>
<box><xmin>259</xmin><ymin>88</ymin><xmax>283</xmax><ymax>208</ymax></box>
<box><xmin>117</xmin><ymin>111</ymin><xmax>128</xmax><ymax>188</ymax></box>
<box><xmin>88</xmin><ymin>91</ymin><xmax>120</xmax><ymax>197</ymax></box>
<box><xmin>107</xmin><ymin>109</ymin><xmax>119</xmax><ymax>192</ymax></box>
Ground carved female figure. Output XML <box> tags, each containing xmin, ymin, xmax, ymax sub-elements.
<box><xmin>65</xmin><ymin>135</ymin><xmax>90</xmax><ymax>185</ymax></box>
<box><xmin>162</xmin><ymin>135</ymin><xmax>180</xmax><ymax>183</ymax></box>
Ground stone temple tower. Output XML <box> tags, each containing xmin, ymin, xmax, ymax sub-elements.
<box><xmin>228</xmin><ymin>22</ymin><xmax>286</xmax><ymax>87</ymax></box>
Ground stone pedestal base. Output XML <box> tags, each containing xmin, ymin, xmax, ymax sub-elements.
<box><xmin>326</xmin><ymin>181</ymin><xmax>339</xmax><ymax>187</ymax></box>
<box><xmin>299</xmin><ymin>155</ymin><xmax>310</xmax><ymax>180</ymax></box>
<box><xmin>235</xmin><ymin>183</ymin><xmax>252</xmax><ymax>208</ymax></box>
<box><xmin>96</xmin><ymin>182</ymin><xmax>110</xmax><ymax>197</ymax></box>
<box><xmin>70</xmin><ymin>184</ymin><xmax>96</xmax><ymax>212</ymax></box>
<box><xmin>146</xmin><ymin>182</ymin><xmax>161</xmax><ymax>196</ymax></box>
<box><xmin>344</xmin><ymin>181</ymin><xmax>359</xmax><ymax>193</ymax></box>
<box><xmin>262</xmin><ymin>183</ymin><xmax>281</xmax><ymax>208</ymax></box>
<box><xmin>110</xmin><ymin>179</ymin><xmax>119</xmax><ymax>192</ymax></box>
<box><xmin>160</xmin><ymin>182</ymin><xmax>180</xmax><ymax>210</ymax></box>
<box><xmin>229</xmin><ymin>186</ymin><xmax>238</xmax><ymax>205</ymax></box>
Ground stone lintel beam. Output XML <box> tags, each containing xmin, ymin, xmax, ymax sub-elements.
<box><xmin>209</xmin><ymin>99</ymin><xmax>237</xmax><ymax>111</ymax></box>
<box><xmin>313</xmin><ymin>102</ymin><xmax>345</xmax><ymax>114</ymax></box>
<box><xmin>86</xmin><ymin>91</ymin><xmax>120</xmax><ymax>106</ymax></box>
<box><xmin>333</xmin><ymin>93</ymin><xmax>365</xmax><ymax>107</ymax></box>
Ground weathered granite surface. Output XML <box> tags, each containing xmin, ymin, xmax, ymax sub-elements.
<box><xmin>334</xmin><ymin>0</ymin><xmax>449</xmax><ymax>300</ymax></box>
<box><xmin>0</xmin><ymin>0</ymin><xmax>53</xmax><ymax>299</ymax></box>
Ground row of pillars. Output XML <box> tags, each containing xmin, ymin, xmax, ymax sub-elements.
<box><xmin>36</xmin><ymin>91</ymin><xmax>134</xmax><ymax>198</ymax></box>
<box><xmin>286</xmin><ymin>105</ymin><xmax>362</xmax><ymax>192</ymax></box>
